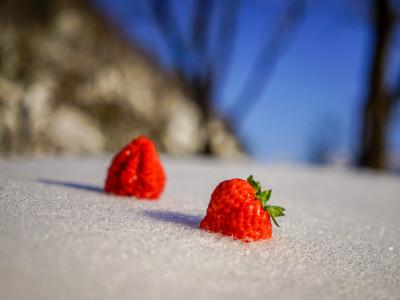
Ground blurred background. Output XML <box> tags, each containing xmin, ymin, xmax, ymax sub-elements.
<box><xmin>0</xmin><ymin>0</ymin><xmax>399</xmax><ymax>171</ymax></box>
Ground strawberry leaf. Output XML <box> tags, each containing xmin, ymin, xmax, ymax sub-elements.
<box><xmin>247</xmin><ymin>175</ymin><xmax>285</xmax><ymax>227</ymax></box>
<box><xmin>247</xmin><ymin>175</ymin><xmax>261</xmax><ymax>193</ymax></box>
<box><xmin>266</xmin><ymin>206</ymin><xmax>285</xmax><ymax>227</ymax></box>
<box><xmin>269</xmin><ymin>211</ymin><xmax>280</xmax><ymax>227</ymax></box>
<box><xmin>267</xmin><ymin>205</ymin><xmax>286</xmax><ymax>217</ymax></box>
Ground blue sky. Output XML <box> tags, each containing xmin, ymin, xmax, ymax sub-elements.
<box><xmin>93</xmin><ymin>0</ymin><xmax>400</xmax><ymax>162</ymax></box>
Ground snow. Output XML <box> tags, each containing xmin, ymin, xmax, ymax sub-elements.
<box><xmin>0</xmin><ymin>156</ymin><xmax>399</xmax><ymax>300</ymax></box>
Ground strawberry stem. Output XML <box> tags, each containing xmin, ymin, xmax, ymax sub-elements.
<box><xmin>247</xmin><ymin>175</ymin><xmax>285</xmax><ymax>227</ymax></box>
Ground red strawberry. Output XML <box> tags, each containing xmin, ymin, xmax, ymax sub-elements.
<box><xmin>200</xmin><ymin>175</ymin><xmax>285</xmax><ymax>242</ymax></box>
<box><xmin>104</xmin><ymin>136</ymin><xmax>166</xmax><ymax>199</ymax></box>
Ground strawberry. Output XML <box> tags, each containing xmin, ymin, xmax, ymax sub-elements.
<box><xmin>104</xmin><ymin>136</ymin><xmax>166</xmax><ymax>199</ymax></box>
<box><xmin>200</xmin><ymin>175</ymin><xmax>285</xmax><ymax>242</ymax></box>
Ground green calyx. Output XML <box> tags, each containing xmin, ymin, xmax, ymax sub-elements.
<box><xmin>247</xmin><ymin>175</ymin><xmax>285</xmax><ymax>227</ymax></box>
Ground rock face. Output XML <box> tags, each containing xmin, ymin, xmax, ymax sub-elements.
<box><xmin>0</xmin><ymin>0</ymin><xmax>243</xmax><ymax>157</ymax></box>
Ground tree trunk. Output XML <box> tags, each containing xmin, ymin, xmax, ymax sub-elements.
<box><xmin>358</xmin><ymin>97</ymin><xmax>390</xmax><ymax>168</ymax></box>
<box><xmin>357</xmin><ymin>0</ymin><xmax>394</xmax><ymax>169</ymax></box>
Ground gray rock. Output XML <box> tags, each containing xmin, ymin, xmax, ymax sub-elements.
<box><xmin>46</xmin><ymin>106</ymin><xmax>105</xmax><ymax>153</ymax></box>
<box><xmin>0</xmin><ymin>77</ymin><xmax>23</xmax><ymax>154</ymax></box>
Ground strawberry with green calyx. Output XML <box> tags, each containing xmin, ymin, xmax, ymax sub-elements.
<box><xmin>246</xmin><ymin>175</ymin><xmax>285</xmax><ymax>227</ymax></box>
<box><xmin>200</xmin><ymin>175</ymin><xmax>285</xmax><ymax>242</ymax></box>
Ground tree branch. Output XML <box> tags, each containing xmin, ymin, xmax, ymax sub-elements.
<box><xmin>188</xmin><ymin>0</ymin><xmax>240</xmax><ymax>117</ymax></box>
<box><xmin>212</xmin><ymin>0</ymin><xmax>241</xmax><ymax>94</ymax></box>
<box><xmin>147</xmin><ymin>0</ymin><xmax>189</xmax><ymax>74</ymax></box>
<box><xmin>191</xmin><ymin>0</ymin><xmax>214</xmax><ymax>69</ymax></box>
<box><xmin>388</xmin><ymin>75</ymin><xmax>400</xmax><ymax>107</ymax></box>
<box><xmin>226</xmin><ymin>0</ymin><xmax>304</xmax><ymax>126</ymax></box>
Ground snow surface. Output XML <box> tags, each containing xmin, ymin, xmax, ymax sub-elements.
<box><xmin>0</xmin><ymin>156</ymin><xmax>399</xmax><ymax>300</ymax></box>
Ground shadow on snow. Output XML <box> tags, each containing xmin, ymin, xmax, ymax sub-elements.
<box><xmin>143</xmin><ymin>210</ymin><xmax>202</xmax><ymax>229</ymax></box>
<box><xmin>38</xmin><ymin>179</ymin><xmax>103</xmax><ymax>193</ymax></box>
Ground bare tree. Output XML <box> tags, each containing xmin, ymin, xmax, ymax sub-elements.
<box><xmin>226</xmin><ymin>0</ymin><xmax>304</xmax><ymax>125</ymax></box>
<box><xmin>357</xmin><ymin>0</ymin><xmax>400</xmax><ymax>169</ymax></box>
<box><xmin>147</xmin><ymin>0</ymin><xmax>304</xmax><ymax>152</ymax></box>
<box><xmin>142</xmin><ymin>0</ymin><xmax>400</xmax><ymax>164</ymax></box>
